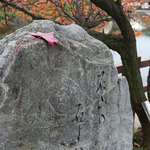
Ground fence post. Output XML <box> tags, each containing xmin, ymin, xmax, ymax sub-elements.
<box><xmin>116</xmin><ymin>57</ymin><xmax>150</xmax><ymax>92</ymax></box>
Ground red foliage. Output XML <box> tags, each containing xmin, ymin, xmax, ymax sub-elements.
<box><xmin>0</xmin><ymin>0</ymin><xmax>149</xmax><ymax>35</ymax></box>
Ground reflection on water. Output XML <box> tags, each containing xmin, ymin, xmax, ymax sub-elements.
<box><xmin>111</xmin><ymin>35</ymin><xmax>150</xmax><ymax>83</ymax></box>
<box><xmin>136</xmin><ymin>35</ymin><xmax>150</xmax><ymax>59</ymax></box>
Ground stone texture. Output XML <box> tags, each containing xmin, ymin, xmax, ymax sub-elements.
<box><xmin>0</xmin><ymin>20</ymin><xmax>133</xmax><ymax>150</ymax></box>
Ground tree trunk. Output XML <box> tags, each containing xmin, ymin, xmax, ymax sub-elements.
<box><xmin>121</xmin><ymin>50</ymin><xmax>150</xmax><ymax>147</ymax></box>
<box><xmin>111</xmin><ymin>39</ymin><xmax>150</xmax><ymax>147</ymax></box>
<box><xmin>135</xmin><ymin>104</ymin><xmax>150</xmax><ymax>147</ymax></box>
<box><xmin>148</xmin><ymin>68</ymin><xmax>150</xmax><ymax>101</ymax></box>
<box><xmin>142</xmin><ymin>68</ymin><xmax>150</xmax><ymax>147</ymax></box>
<box><xmin>90</xmin><ymin>30</ymin><xmax>150</xmax><ymax>147</ymax></box>
<box><xmin>90</xmin><ymin>0</ymin><xmax>150</xmax><ymax>147</ymax></box>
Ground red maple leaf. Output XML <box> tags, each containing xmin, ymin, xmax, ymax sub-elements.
<box><xmin>28</xmin><ymin>32</ymin><xmax>60</xmax><ymax>47</ymax></box>
<box><xmin>15</xmin><ymin>32</ymin><xmax>60</xmax><ymax>52</ymax></box>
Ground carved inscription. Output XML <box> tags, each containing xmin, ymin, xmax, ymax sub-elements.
<box><xmin>72</xmin><ymin>71</ymin><xmax>108</xmax><ymax>149</ymax></box>
<box><xmin>96</xmin><ymin>71</ymin><xmax>107</xmax><ymax>93</ymax></box>
<box><xmin>75</xmin><ymin>148</ymin><xmax>83</xmax><ymax>150</ymax></box>
<box><xmin>72</xmin><ymin>103</ymin><xmax>84</xmax><ymax>149</ymax></box>
<box><xmin>96</xmin><ymin>71</ymin><xmax>107</xmax><ymax>125</ymax></box>
<box><xmin>72</xmin><ymin>103</ymin><xmax>84</xmax><ymax>142</ymax></box>
<box><xmin>99</xmin><ymin>114</ymin><xmax>105</xmax><ymax>124</ymax></box>
<box><xmin>72</xmin><ymin>103</ymin><xmax>84</xmax><ymax>123</ymax></box>
<box><xmin>77</xmin><ymin>125</ymin><xmax>82</xmax><ymax>142</ymax></box>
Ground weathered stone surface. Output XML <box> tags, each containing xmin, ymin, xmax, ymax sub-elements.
<box><xmin>0</xmin><ymin>20</ymin><xmax>133</xmax><ymax>150</ymax></box>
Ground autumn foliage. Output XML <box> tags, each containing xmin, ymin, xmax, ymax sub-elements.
<box><xmin>0</xmin><ymin>0</ymin><xmax>150</xmax><ymax>35</ymax></box>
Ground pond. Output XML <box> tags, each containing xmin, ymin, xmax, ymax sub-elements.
<box><xmin>111</xmin><ymin>33</ymin><xmax>150</xmax><ymax>84</ymax></box>
<box><xmin>136</xmin><ymin>35</ymin><xmax>150</xmax><ymax>83</ymax></box>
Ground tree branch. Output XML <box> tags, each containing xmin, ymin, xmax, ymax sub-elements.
<box><xmin>0</xmin><ymin>0</ymin><xmax>47</xmax><ymax>20</ymax></box>
<box><xmin>87</xmin><ymin>17</ymin><xmax>113</xmax><ymax>29</ymax></box>
<box><xmin>88</xmin><ymin>30</ymin><xmax>126</xmax><ymax>55</ymax></box>
<box><xmin>49</xmin><ymin>0</ymin><xmax>80</xmax><ymax>24</ymax></box>
<box><xmin>90</xmin><ymin>0</ymin><xmax>136</xmax><ymax>45</ymax></box>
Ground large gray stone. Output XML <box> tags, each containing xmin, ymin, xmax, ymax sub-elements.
<box><xmin>0</xmin><ymin>20</ymin><xmax>133</xmax><ymax>150</ymax></box>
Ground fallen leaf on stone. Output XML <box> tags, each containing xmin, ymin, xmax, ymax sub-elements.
<box><xmin>15</xmin><ymin>32</ymin><xmax>60</xmax><ymax>52</ymax></box>
<box><xmin>28</xmin><ymin>32</ymin><xmax>60</xmax><ymax>47</ymax></box>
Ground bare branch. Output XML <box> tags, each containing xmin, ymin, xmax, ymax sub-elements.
<box><xmin>87</xmin><ymin>17</ymin><xmax>113</xmax><ymax>29</ymax></box>
<box><xmin>88</xmin><ymin>30</ymin><xmax>126</xmax><ymax>54</ymax></box>
<box><xmin>49</xmin><ymin>0</ymin><xmax>80</xmax><ymax>24</ymax></box>
<box><xmin>84</xmin><ymin>1</ymin><xmax>93</xmax><ymax>21</ymax></box>
<box><xmin>0</xmin><ymin>0</ymin><xmax>47</xmax><ymax>20</ymax></box>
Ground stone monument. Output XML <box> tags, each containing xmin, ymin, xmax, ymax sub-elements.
<box><xmin>0</xmin><ymin>20</ymin><xmax>133</xmax><ymax>150</ymax></box>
